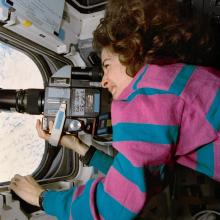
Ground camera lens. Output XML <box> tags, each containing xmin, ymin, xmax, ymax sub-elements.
<box><xmin>0</xmin><ymin>89</ymin><xmax>44</xmax><ymax>114</ymax></box>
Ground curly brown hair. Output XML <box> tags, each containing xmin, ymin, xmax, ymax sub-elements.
<box><xmin>93</xmin><ymin>0</ymin><xmax>216</xmax><ymax>76</ymax></box>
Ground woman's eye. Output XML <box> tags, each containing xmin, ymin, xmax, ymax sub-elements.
<box><xmin>104</xmin><ymin>64</ymin><xmax>110</xmax><ymax>69</ymax></box>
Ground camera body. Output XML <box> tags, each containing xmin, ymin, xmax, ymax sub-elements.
<box><xmin>0</xmin><ymin>65</ymin><xmax>107</xmax><ymax>137</ymax></box>
<box><xmin>42</xmin><ymin>65</ymin><xmax>102</xmax><ymax>133</ymax></box>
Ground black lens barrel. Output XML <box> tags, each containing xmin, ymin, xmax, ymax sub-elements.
<box><xmin>0</xmin><ymin>89</ymin><xmax>44</xmax><ymax>115</ymax></box>
<box><xmin>71</xmin><ymin>67</ymin><xmax>103</xmax><ymax>82</ymax></box>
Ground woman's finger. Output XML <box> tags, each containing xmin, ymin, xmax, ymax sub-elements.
<box><xmin>36</xmin><ymin>119</ymin><xmax>41</xmax><ymax>130</ymax></box>
<box><xmin>36</xmin><ymin>120</ymin><xmax>43</xmax><ymax>136</ymax></box>
<box><xmin>14</xmin><ymin>174</ymin><xmax>23</xmax><ymax>181</ymax></box>
<box><xmin>36</xmin><ymin>119</ymin><xmax>50</xmax><ymax>141</ymax></box>
<box><xmin>9</xmin><ymin>181</ymin><xmax>16</xmax><ymax>191</ymax></box>
<box><xmin>9</xmin><ymin>178</ymin><xmax>23</xmax><ymax>191</ymax></box>
<box><xmin>9</xmin><ymin>179</ymin><xmax>17</xmax><ymax>188</ymax></box>
<box><xmin>48</xmin><ymin>121</ymin><xmax>54</xmax><ymax>133</ymax></box>
<box><xmin>25</xmin><ymin>175</ymin><xmax>39</xmax><ymax>187</ymax></box>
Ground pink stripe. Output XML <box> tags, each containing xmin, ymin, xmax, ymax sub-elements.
<box><xmin>90</xmin><ymin>177</ymin><xmax>105</xmax><ymax>220</ymax></box>
<box><xmin>214</xmin><ymin>134</ymin><xmax>220</xmax><ymax>182</ymax></box>
<box><xmin>104</xmin><ymin>167</ymin><xmax>146</xmax><ymax>213</ymax></box>
<box><xmin>69</xmin><ymin>213</ymin><xmax>73</xmax><ymax>220</ymax></box>
<box><xmin>111</xmin><ymin>94</ymin><xmax>183</xmax><ymax>126</ymax></box>
<box><xmin>113</xmin><ymin>141</ymin><xmax>172</xmax><ymax>167</ymax></box>
<box><xmin>176</xmin><ymin>103</ymin><xmax>217</xmax><ymax>155</ymax></box>
<box><xmin>72</xmin><ymin>185</ymin><xmax>85</xmax><ymax>200</ymax></box>
<box><xmin>139</xmin><ymin>63</ymin><xmax>183</xmax><ymax>90</ymax></box>
<box><xmin>181</xmin><ymin>67</ymin><xmax>220</xmax><ymax>113</ymax></box>
<box><xmin>176</xmin><ymin>153</ymin><xmax>197</xmax><ymax>170</ymax></box>
<box><xmin>203</xmin><ymin>66</ymin><xmax>220</xmax><ymax>81</ymax></box>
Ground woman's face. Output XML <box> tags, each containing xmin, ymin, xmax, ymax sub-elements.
<box><xmin>101</xmin><ymin>48</ymin><xmax>133</xmax><ymax>99</ymax></box>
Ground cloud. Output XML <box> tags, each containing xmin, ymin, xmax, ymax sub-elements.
<box><xmin>0</xmin><ymin>47</ymin><xmax>44</xmax><ymax>89</ymax></box>
<box><xmin>0</xmin><ymin>44</ymin><xmax>45</xmax><ymax>182</ymax></box>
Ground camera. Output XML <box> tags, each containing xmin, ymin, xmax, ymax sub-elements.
<box><xmin>0</xmin><ymin>65</ymin><xmax>104</xmax><ymax>136</ymax></box>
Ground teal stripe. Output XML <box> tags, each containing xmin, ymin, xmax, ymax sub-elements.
<box><xmin>71</xmin><ymin>180</ymin><xmax>94</xmax><ymax>220</ymax></box>
<box><xmin>127</xmin><ymin>65</ymin><xmax>196</xmax><ymax>101</ymax></box>
<box><xmin>127</xmin><ymin>87</ymin><xmax>169</xmax><ymax>101</ymax></box>
<box><xmin>96</xmin><ymin>182</ymin><xmax>136</xmax><ymax>219</ymax></box>
<box><xmin>132</xmin><ymin>65</ymin><xmax>148</xmax><ymax>90</ymax></box>
<box><xmin>113</xmin><ymin>153</ymin><xmax>146</xmax><ymax>192</ymax></box>
<box><xmin>206</xmin><ymin>89</ymin><xmax>220</xmax><ymax>132</ymax></box>
<box><xmin>196</xmin><ymin>143</ymin><xmax>214</xmax><ymax>177</ymax></box>
<box><xmin>44</xmin><ymin>188</ymin><xmax>75</xmax><ymax>220</ymax></box>
<box><xmin>113</xmin><ymin>123</ymin><xmax>179</xmax><ymax>144</ymax></box>
<box><xmin>89</xmin><ymin>150</ymin><xmax>114</xmax><ymax>174</ymax></box>
<box><xmin>169</xmin><ymin>64</ymin><xmax>196</xmax><ymax>96</ymax></box>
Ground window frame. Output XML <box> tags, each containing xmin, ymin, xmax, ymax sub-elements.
<box><xmin>0</xmin><ymin>24</ymin><xmax>79</xmax><ymax>187</ymax></box>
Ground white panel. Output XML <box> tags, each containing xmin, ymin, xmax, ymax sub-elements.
<box><xmin>13</xmin><ymin>0</ymin><xmax>65</xmax><ymax>34</ymax></box>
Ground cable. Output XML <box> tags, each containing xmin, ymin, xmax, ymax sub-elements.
<box><xmin>92</xmin><ymin>136</ymin><xmax>112</xmax><ymax>145</ymax></box>
<box><xmin>70</xmin><ymin>0</ymin><xmax>106</xmax><ymax>10</ymax></box>
<box><xmin>193</xmin><ymin>210</ymin><xmax>220</xmax><ymax>220</ymax></box>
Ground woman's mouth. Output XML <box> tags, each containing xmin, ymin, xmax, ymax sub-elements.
<box><xmin>109</xmin><ymin>87</ymin><xmax>116</xmax><ymax>96</ymax></box>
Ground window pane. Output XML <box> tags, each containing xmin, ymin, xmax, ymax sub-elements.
<box><xmin>0</xmin><ymin>43</ymin><xmax>45</xmax><ymax>182</ymax></box>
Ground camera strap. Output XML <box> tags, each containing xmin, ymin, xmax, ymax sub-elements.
<box><xmin>49</xmin><ymin>101</ymin><xmax>66</xmax><ymax>146</ymax></box>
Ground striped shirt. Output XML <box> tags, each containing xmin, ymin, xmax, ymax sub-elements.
<box><xmin>43</xmin><ymin>63</ymin><xmax>220</xmax><ymax>220</ymax></box>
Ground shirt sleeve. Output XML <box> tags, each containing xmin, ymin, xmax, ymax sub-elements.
<box><xmin>79</xmin><ymin>145</ymin><xmax>114</xmax><ymax>175</ymax></box>
<box><xmin>88</xmin><ymin>149</ymin><xmax>114</xmax><ymax>174</ymax></box>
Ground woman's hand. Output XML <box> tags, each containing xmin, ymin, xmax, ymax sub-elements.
<box><xmin>36</xmin><ymin>119</ymin><xmax>52</xmax><ymax>142</ymax></box>
<box><xmin>9</xmin><ymin>174</ymin><xmax>44</xmax><ymax>207</ymax></box>
<box><xmin>59</xmin><ymin>135</ymin><xmax>89</xmax><ymax>156</ymax></box>
<box><xmin>36</xmin><ymin>119</ymin><xmax>89</xmax><ymax>156</ymax></box>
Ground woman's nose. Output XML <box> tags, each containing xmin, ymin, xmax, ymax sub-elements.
<box><xmin>101</xmin><ymin>76</ymin><xmax>108</xmax><ymax>88</ymax></box>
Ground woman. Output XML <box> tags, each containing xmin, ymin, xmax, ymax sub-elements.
<box><xmin>10</xmin><ymin>0</ymin><xmax>220</xmax><ymax>219</ymax></box>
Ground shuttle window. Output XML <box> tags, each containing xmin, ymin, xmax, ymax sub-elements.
<box><xmin>0</xmin><ymin>43</ymin><xmax>45</xmax><ymax>183</ymax></box>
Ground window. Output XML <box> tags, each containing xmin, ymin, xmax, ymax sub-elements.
<box><xmin>0</xmin><ymin>43</ymin><xmax>45</xmax><ymax>183</ymax></box>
